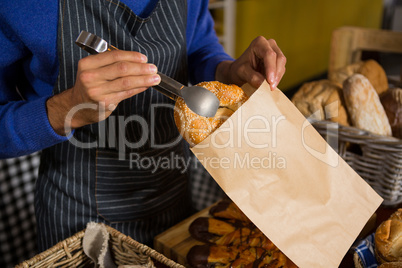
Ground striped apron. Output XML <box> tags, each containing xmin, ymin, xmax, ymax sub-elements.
<box><xmin>35</xmin><ymin>0</ymin><xmax>191</xmax><ymax>251</ymax></box>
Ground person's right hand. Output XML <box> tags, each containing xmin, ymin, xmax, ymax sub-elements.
<box><xmin>46</xmin><ymin>50</ymin><xmax>160</xmax><ymax>135</ymax></box>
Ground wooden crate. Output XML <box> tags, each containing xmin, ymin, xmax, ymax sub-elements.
<box><xmin>154</xmin><ymin>203</ymin><xmax>215</xmax><ymax>266</ymax></box>
<box><xmin>329</xmin><ymin>26</ymin><xmax>402</xmax><ymax>74</ymax></box>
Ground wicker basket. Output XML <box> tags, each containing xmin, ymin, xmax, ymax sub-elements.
<box><xmin>16</xmin><ymin>224</ymin><xmax>184</xmax><ymax>268</ymax></box>
<box><xmin>353</xmin><ymin>252</ymin><xmax>364</xmax><ymax>268</ymax></box>
<box><xmin>312</xmin><ymin>120</ymin><xmax>402</xmax><ymax>206</ymax></box>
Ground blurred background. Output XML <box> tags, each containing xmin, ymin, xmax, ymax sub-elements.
<box><xmin>210</xmin><ymin>0</ymin><xmax>401</xmax><ymax>92</ymax></box>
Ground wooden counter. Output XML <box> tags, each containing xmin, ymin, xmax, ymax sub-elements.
<box><xmin>154</xmin><ymin>204</ymin><xmax>214</xmax><ymax>266</ymax></box>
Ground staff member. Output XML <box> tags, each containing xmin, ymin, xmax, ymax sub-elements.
<box><xmin>0</xmin><ymin>0</ymin><xmax>286</xmax><ymax>251</ymax></box>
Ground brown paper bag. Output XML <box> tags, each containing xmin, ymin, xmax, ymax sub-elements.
<box><xmin>191</xmin><ymin>81</ymin><xmax>382</xmax><ymax>267</ymax></box>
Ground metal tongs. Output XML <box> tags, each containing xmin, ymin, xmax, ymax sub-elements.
<box><xmin>75</xmin><ymin>30</ymin><xmax>219</xmax><ymax>117</ymax></box>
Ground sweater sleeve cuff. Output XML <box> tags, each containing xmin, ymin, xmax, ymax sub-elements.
<box><xmin>34</xmin><ymin>96</ymin><xmax>75</xmax><ymax>141</ymax></box>
<box><xmin>0</xmin><ymin>96</ymin><xmax>75</xmax><ymax>158</ymax></box>
<box><xmin>189</xmin><ymin>52</ymin><xmax>234</xmax><ymax>84</ymax></box>
<box><xmin>201</xmin><ymin>55</ymin><xmax>234</xmax><ymax>82</ymax></box>
<box><xmin>15</xmin><ymin>96</ymin><xmax>74</xmax><ymax>153</ymax></box>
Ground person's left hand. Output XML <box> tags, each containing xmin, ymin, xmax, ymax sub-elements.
<box><xmin>216</xmin><ymin>36</ymin><xmax>286</xmax><ymax>90</ymax></box>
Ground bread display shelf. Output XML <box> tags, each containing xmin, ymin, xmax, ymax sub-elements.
<box><xmin>312</xmin><ymin>120</ymin><xmax>402</xmax><ymax>206</ymax></box>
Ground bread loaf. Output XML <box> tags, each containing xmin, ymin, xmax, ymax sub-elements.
<box><xmin>343</xmin><ymin>74</ymin><xmax>392</xmax><ymax>136</ymax></box>
<box><xmin>375</xmin><ymin>209</ymin><xmax>402</xmax><ymax>264</ymax></box>
<box><xmin>380</xmin><ymin>88</ymin><xmax>402</xmax><ymax>139</ymax></box>
<box><xmin>378</xmin><ymin>262</ymin><xmax>402</xmax><ymax>268</ymax></box>
<box><xmin>174</xmin><ymin>81</ymin><xmax>248</xmax><ymax>146</ymax></box>
<box><xmin>291</xmin><ymin>79</ymin><xmax>350</xmax><ymax>126</ymax></box>
<box><xmin>359</xmin><ymin>60</ymin><xmax>389</xmax><ymax>96</ymax></box>
<box><xmin>329</xmin><ymin>59</ymin><xmax>388</xmax><ymax>95</ymax></box>
<box><xmin>329</xmin><ymin>61</ymin><xmax>362</xmax><ymax>87</ymax></box>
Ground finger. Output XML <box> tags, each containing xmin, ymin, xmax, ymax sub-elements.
<box><xmin>107</xmin><ymin>87</ymin><xmax>149</xmax><ymax>109</ymax></box>
<box><xmin>78</xmin><ymin>50</ymin><xmax>148</xmax><ymax>70</ymax></box>
<box><xmin>251</xmin><ymin>37</ymin><xmax>277</xmax><ymax>88</ymax></box>
<box><xmin>105</xmin><ymin>73</ymin><xmax>161</xmax><ymax>94</ymax></box>
<box><xmin>78</xmin><ymin>61</ymin><xmax>158</xmax><ymax>88</ymax></box>
<box><xmin>261</xmin><ymin>40</ymin><xmax>279</xmax><ymax>89</ymax></box>
<box><xmin>97</xmin><ymin>86</ymin><xmax>149</xmax><ymax>114</ymax></box>
<box><xmin>241</xmin><ymin>65</ymin><xmax>266</xmax><ymax>88</ymax></box>
<box><xmin>269</xmin><ymin>40</ymin><xmax>287</xmax><ymax>88</ymax></box>
<box><xmin>98</xmin><ymin>61</ymin><xmax>158</xmax><ymax>82</ymax></box>
<box><xmin>85</xmin><ymin>73</ymin><xmax>160</xmax><ymax>103</ymax></box>
<box><xmin>274</xmin><ymin>55</ymin><xmax>286</xmax><ymax>88</ymax></box>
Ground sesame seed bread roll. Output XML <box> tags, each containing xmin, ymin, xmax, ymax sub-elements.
<box><xmin>343</xmin><ymin>74</ymin><xmax>392</xmax><ymax>136</ymax></box>
<box><xmin>174</xmin><ymin>81</ymin><xmax>248</xmax><ymax>147</ymax></box>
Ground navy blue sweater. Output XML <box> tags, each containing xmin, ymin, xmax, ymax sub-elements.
<box><xmin>0</xmin><ymin>0</ymin><xmax>232</xmax><ymax>158</ymax></box>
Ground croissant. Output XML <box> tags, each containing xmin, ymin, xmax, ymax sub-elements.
<box><xmin>187</xmin><ymin>200</ymin><xmax>298</xmax><ymax>268</ymax></box>
<box><xmin>189</xmin><ymin>217</ymin><xmax>277</xmax><ymax>251</ymax></box>
<box><xmin>209</xmin><ymin>199</ymin><xmax>251</xmax><ymax>223</ymax></box>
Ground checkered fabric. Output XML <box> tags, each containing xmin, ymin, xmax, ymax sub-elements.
<box><xmin>0</xmin><ymin>150</ymin><xmax>221</xmax><ymax>266</ymax></box>
<box><xmin>0</xmin><ymin>152</ymin><xmax>40</xmax><ymax>267</ymax></box>
<box><xmin>189</xmin><ymin>155</ymin><xmax>225</xmax><ymax>211</ymax></box>
<box><xmin>354</xmin><ymin>233</ymin><xmax>378</xmax><ymax>268</ymax></box>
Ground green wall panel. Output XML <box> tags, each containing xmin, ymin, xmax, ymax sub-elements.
<box><xmin>234</xmin><ymin>0</ymin><xmax>383</xmax><ymax>90</ymax></box>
